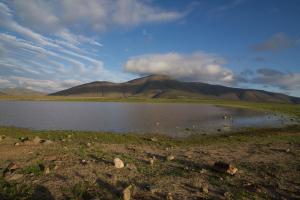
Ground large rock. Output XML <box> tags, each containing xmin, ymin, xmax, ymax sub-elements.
<box><xmin>213</xmin><ymin>161</ymin><xmax>238</xmax><ymax>175</ymax></box>
<box><xmin>114</xmin><ymin>158</ymin><xmax>124</xmax><ymax>169</ymax></box>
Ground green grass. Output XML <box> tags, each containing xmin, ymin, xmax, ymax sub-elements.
<box><xmin>1</xmin><ymin>125</ymin><xmax>300</xmax><ymax>148</ymax></box>
<box><xmin>0</xmin><ymin>177</ymin><xmax>33</xmax><ymax>200</ymax></box>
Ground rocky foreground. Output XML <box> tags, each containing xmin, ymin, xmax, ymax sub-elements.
<box><xmin>0</xmin><ymin>126</ymin><xmax>300</xmax><ymax>200</ymax></box>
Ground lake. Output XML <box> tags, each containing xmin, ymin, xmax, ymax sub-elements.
<box><xmin>0</xmin><ymin>101</ymin><xmax>293</xmax><ymax>136</ymax></box>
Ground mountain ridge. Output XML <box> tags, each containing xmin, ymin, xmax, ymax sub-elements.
<box><xmin>49</xmin><ymin>75</ymin><xmax>300</xmax><ymax>104</ymax></box>
<box><xmin>0</xmin><ymin>87</ymin><xmax>46</xmax><ymax>96</ymax></box>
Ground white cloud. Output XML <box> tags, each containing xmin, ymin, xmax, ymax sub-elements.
<box><xmin>124</xmin><ymin>52</ymin><xmax>235</xmax><ymax>85</ymax></box>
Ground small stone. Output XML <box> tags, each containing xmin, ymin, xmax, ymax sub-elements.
<box><xmin>19</xmin><ymin>137</ymin><xmax>29</xmax><ymax>142</ymax></box>
<box><xmin>67</xmin><ymin>134</ymin><xmax>72</xmax><ymax>138</ymax></box>
<box><xmin>3</xmin><ymin>162</ymin><xmax>19</xmax><ymax>175</ymax></box>
<box><xmin>150</xmin><ymin>137</ymin><xmax>158</xmax><ymax>142</ymax></box>
<box><xmin>166</xmin><ymin>193</ymin><xmax>173</xmax><ymax>200</ymax></box>
<box><xmin>166</xmin><ymin>155</ymin><xmax>175</xmax><ymax>161</ymax></box>
<box><xmin>14</xmin><ymin>142</ymin><xmax>20</xmax><ymax>146</ymax></box>
<box><xmin>122</xmin><ymin>185</ymin><xmax>132</xmax><ymax>200</ymax></box>
<box><xmin>114</xmin><ymin>158</ymin><xmax>124</xmax><ymax>168</ymax></box>
<box><xmin>149</xmin><ymin>157</ymin><xmax>155</xmax><ymax>165</ymax></box>
<box><xmin>43</xmin><ymin>140</ymin><xmax>53</xmax><ymax>145</ymax></box>
<box><xmin>213</xmin><ymin>161</ymin><xmax>238</xmax><ymax>175</ymax></box>
<box><xmin>44</xmin><ymin>167</ymin><xmax>50</xmax><ymax>174</ymax></box>
<box><xmin>80</xmin><ymin>159</ymin><xmax>88</xmax><ymax>165</ymax></box>
<box><xmin>286</xmin><ymin>149</ymin><xmax>290</xmax><ymax>153</ymax></box>
<box><xmin>44</xmin><ymin>155</ymin><xmax>57</xmax><ymax>162</ymax></box>
<box><xmin>200</xmin><ymin>169</ymin><xmax>207</xmax><ymax>174</ymax></box>
<box><xmin>86</xmin><ymin>142</ymin><xmax>92</xmax><ymax>147</ymax></box>
<box><xmin>201</xmin><ymin>184</ymin><xmax>209</xmax><ymax>194</ymax></box>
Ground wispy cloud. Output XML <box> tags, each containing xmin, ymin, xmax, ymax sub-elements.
<box><xmin>8</xmin><ymin>0</ymin><xmax>186</xmax><ymax>33</ymax></box>
<box><xmin>209</xmin><ymin>0</ymin><xmax>246</xmax><ymax>14</ymax></box>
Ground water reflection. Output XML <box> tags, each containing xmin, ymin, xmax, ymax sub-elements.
<box><xmin>0</xmin><ymin>101</ymin><xmax>294</xmax><ymax>137</ymax></box>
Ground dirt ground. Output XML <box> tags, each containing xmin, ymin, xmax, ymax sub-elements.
<box><xmin>0</xmin><ymin>127</ymin><xmax>300</xmax><ymax>200</ymax></box>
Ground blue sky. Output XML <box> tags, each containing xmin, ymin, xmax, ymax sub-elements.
<box><xmin>0</xmin><ymin>0</ymin><xmax>299</xmax><ymax>96</ymax></box>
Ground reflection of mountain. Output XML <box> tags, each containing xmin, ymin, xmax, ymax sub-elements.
<box><xmin>50</xmin><ymin>75</ymin><xmax>300</xmax><ymax>104</ymax></box>
<box><xmin>0</xmin><ymin>88</ymin><xmax>46</xmax><ymax>96</ymax></box>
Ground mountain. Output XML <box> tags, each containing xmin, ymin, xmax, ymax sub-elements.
<box><xmin>50</xmin><ymin>75</ymin><xmax>300</xmax><ymax>104</ymax></box>
<box><xmin>0</xmin><ymin>88</ymin><xmax>46</xmax><ymax>96</ymax></box>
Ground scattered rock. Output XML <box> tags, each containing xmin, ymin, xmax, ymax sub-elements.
<box><xmin>19</xmin><ymin>136</ymin><xmax>29</xmax><ymax>142</ymax></box>
<box><xmin>0</xmin><ymin>135</ymin><xmax>6</xmax><ymax>141</ymax></box>
<box><xmin>14</xmin><ymin>142</ymin><xmax>20</xmax><ymax>146</ymax></box>
<box><xmin>6</xmin><ymin>174</ymin><xmax>24</xmax><ymax>181</ymax></box>
<box><xmin>3</xmin><ymin>162</ymin><xmax>19</xmax><ymax>175</ymax></box>
<box><xmin>114</xmin><ymin>158</ymin><xmax>124</xmax><ymax>168</ymax></box>
<box><xmin>166</xmin><ymin>155</ymin><xmax>175</xmax><ymax>161</ymax></box>
<box><xmin>213</xmin><ymin>161</ymin><xmax>238</xmax><ymax>175</ymax></box>
<box><xmin>44</xmin><ymin>167</ymin><xmax>50</xmax><ymax>174</ymax></box>
<box><xmin>33</xmin><ymin>136</ymin><xmax>43</xmax><ymax>144</ymax></box>
<box><xmin>43</xmin><ymin>140</ymin><xmax>53</xmax><ymax>145</ymax></box>
<box><xmin>67</xmin><ymin>134</ymin><xmax>72</xmax><ymax>138</ymax></box>
<box><xmin>80</xmin><ymin>159</ymin><xmax>88</xmax><ymax>165</ymax></box>
<box><xmin>150</xmin><ymin>137</ymin><xmax>158</xmax><ymax>142</ymax></box>
<box><xmin>86</xmin><ymin>142</ymin><xmax>92</xmax><ymax>147</ymax></box>
<box><xmin>149</xmin><ymin>157</ymin><xmax>155</xmax><ymax>165</ymax></box>
<box><xmin>44</xmin><ymin>155</ymin><xmax>57</xmax><ymax>162</ymax></box>
<box><xmin>126</xmin><ymin>163</ymin><xmax>137</xmax><ymax>171</ymax></box>
<box><xmin>122</xmin><ymin>185</ymin><xmax>132</xmax><ymax>200</ymax></box>
<box><xmin>224</xmin><ymin>191</ymin><xmax>232</xmax><ymax>199</ymax></box>
<box><xmin>166</xmin><ymin>193</ymin><xmax>173</xmax><ymax>200</ymax></box>
<box><xmin>201</xmin><ymin>184</ymin><xmax>209</xmax><ymax>194</ymax></box>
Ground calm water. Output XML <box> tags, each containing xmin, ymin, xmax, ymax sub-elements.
<box><xmin>0</xmin><ymin>101</ymin><xmax>292</xmax><ymax>136</ymax></box>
